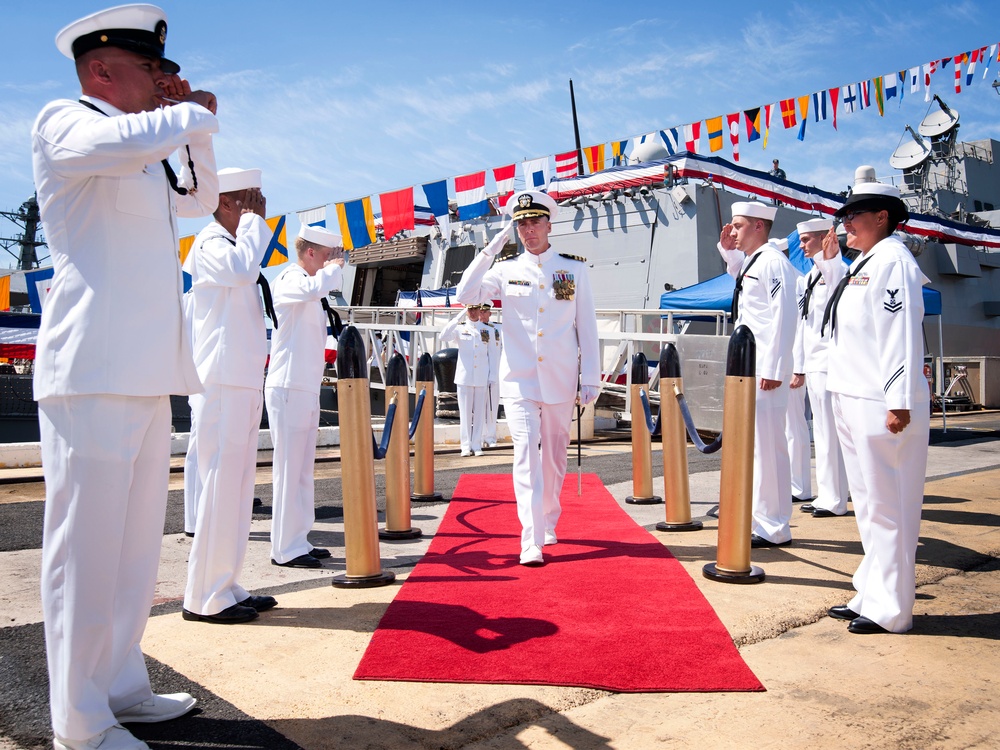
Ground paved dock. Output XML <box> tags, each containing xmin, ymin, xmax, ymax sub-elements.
<box><xmin>1</xmin><ymin>413</ymin><xmax>998</xmax><ymax>749</ymax></box>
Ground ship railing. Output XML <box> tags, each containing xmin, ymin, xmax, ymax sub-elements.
<box><xmin>330</xmin><ymin>306</ymin><xmax>729</xmax><ymax>427</ymax></box>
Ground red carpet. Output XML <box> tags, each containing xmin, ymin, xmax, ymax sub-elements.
<box><xmin>354</xmin><ymin>474</ymin><xmax>763</xmax><ymax>692</ymax></box>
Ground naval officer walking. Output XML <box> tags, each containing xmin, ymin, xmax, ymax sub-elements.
<box><xmin>795</xmin><ymin>218</ymin><xmax>850</xmax><ymax>518</ymax></box>
<box><xmin>718</xmin><ymin>202</ymin><xmax>799</xmax><ymax>547</ymax></box>
<box><xmin>456</xmin><ymin>190</ymin><xmax>601</xmax><ymax>566</ymax></box>
<box><xmin>32</xmin><ymin>5</ymin><xmax>218</xmax><ymax>748</ymax></box>
<box><xmin>818</xmin><ymin>181</ymin><xmax>930</xmax><ymax>634</ymax></box>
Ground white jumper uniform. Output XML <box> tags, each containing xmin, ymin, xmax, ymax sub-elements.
<box><xmin>32</xmin><ymin>95</ymin><xmax>218</xmax><ymax>741</ymax></box>
<box><xmin>439</xmin><ymin>314</ymin><xmax>490</xmax><ymax>454</ymax></box>
<box><xmin>184</xmin><ymin>214</ymin><xmax>270</xmax><ymax>617</ymax></box>
<box><xmin>265</xmin><ymin>262</ymin><xmax>343</xmax><ymax>564</ymax></box>
<box><xmin>718</xmin><ymin>240</ymin><xmax>799</xmax><ymax>544</ymax></box>
<box><xmin>817</xmin><ymin>236</ymin><xmax>930</xmax><ymax>633</ymax></box>
<box><xmin>483</xmin><ymin>321</ymin><xmax>503</xmax><ymax>446</ymax></box>
<box><xmin>798</xmin><ymin>260</ymin><xmax>849</xmax><ymax>514</ymax></box>
<box><xmin>457</xmin><ymin>246</ymin><xmax>600</xmax><ymax>550</ymax></box>
<box><xmin>787</xmin><ymin>265</ymin><xmax>813</xmax><ymax>500</ymax></box>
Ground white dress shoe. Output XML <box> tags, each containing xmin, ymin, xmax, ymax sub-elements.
<box><xmin>460</xmin><ymin>450</ymin><xmax>472</xmax><ymax>457</ymax></box>
<box><xmin>54</xmin><ymin>724</ymin><xmax>149</xmax><ymax>750</ymax></box>
<box><xmin>474</xmin><ymin>450</ymin><xmax>484</xmax><ymax>456</ymax></box>
<box><xmin>544</xmin><ymin>530</ymin><xmax>558</xmax><ymax>545</ymax></box>
<box><xmin>519</xmin><ymin>545</ymin><xmax>544</xmax><ymax>566</ymax></box>
<box><xmin>114</xmin><ymin>692</ymin><xmax>196</xmax><ymax>724</ymax></box>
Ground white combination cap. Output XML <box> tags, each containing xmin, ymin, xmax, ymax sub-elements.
<box><xmin>796</xmin><ymin>217</ymin><xmax>834</xmax><ymax>235</ymax></box>
<box><xmin>731</xmin><ymin>201</ymin><xmax>777</xmax><ymax>221</ymax></box>
<box><xmin>218</xmin><ymin>168</ymin><xmax>262</xmax><ymax>194</ymax></box>
<box><xmin>506</xmin><ymin>190</ymin><xmax>559</xmax><ymax>221</ymax></box>
<box><xmin>56</xmin><ymin>4</ymin><xmax>179</xmax><ymax>75</ymax></box>
<box><xmin>298</xmin><ymin>224</ymin><xmax>343</xmax><ymax>248</ymax></box>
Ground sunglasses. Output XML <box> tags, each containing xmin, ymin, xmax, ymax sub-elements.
<box><xmin>841</xmin><ymin>210</ymin><xmax>874</xmax><ymax>222</ymax></box>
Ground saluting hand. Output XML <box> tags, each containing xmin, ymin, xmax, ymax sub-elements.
<box><xmin>325</xmin><ymin>248</ymin><xmax>346</xmax><ymax>268</ymax></box>
<box><xmin>159</xmin><ymin>76</ymin><xmax>218</xmax><ymax>115</ymax></box>
<box><xmin>241</xmin><ymin>188</ymin><xmax>266</xmax><ymax>218</ymax></box>
<box><xmin>821</xmin><ymin>227</ymin><xmax>839</xmax><ymax>260</ymax></box>
<box><xmin>719</xmin><ymin>224</ymin><xmax>737</xmax><ymax>251</ymax></box>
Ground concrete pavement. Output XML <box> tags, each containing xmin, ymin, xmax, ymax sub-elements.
<box><xmin>0</xmin><ymin>413</ymin><xmax>998</xmax><ymax>749</ymax></box>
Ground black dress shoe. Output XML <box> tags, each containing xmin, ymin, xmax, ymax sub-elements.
<box><xmin>184</xmin><ymin>531</ymin><xmax>195</xmax><ymax>538</ymax></box>
<box><xmin>812</xmin><ymin>508</ymin><xmax>840</xmax><ymax>518</ymax></box>
<box><xmin>750</xmin><ymin>533</ymin><xmax>792</xmax><ymax>548</ymax></box>
<box><xmin>253</xmin><ymin>497</ymin><xmax>263</xmax><ymax>508</ymax></box>
<box><xmin>238</xmin><ymin>595</ymin><xmax>278</xmax><ymax>612</ymax></box>
<box><xmin>271</xmin><ymin>554</ymin><xmax>321</xmax><ymax>568</ymax></box>
<box><xmin>309</xmin><ymin>547</ymin><xmax>332</xmax><ymax>559</ymax></box>
<box><xmin>848</xmin><ymin>616</ymin><xmax>890</xmax><ymax>634</ymax></box>
<box><xmin>799</xmin><ymin>504</ymin><xmax>816</xmax><ymax>513</ymax></box>
<box><xmin>182</xmin><ymin>603</ymin><xmax>258</xmax><ymax>624</ymax></box>
<box><xmin>828</xmin><ymin>605</ymin><xmax>859</xmax><ymax>621</ymax></box>
<box><xmin>792</xmin><ymin>495</ymin><xmax>814</xmax><ymax>503</ymax></box>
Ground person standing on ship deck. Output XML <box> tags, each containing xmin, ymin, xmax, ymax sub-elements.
<box><xmin>480</xmin><ymin>302</ymin><xmax>503</xmax><ymax>448</ymax></box>
<box><xmin>32</xmin><ymin>5</ymin><xmax>218</xmax><ymax>747</ymax></box>
<box><xmin>439</xmin><ymin>304</ymin><xmax>491</xmax><ymax>457</ymax></box>
<box><xmin>456</xmin><ymin>190</ymin><xmax>601</xmax><ymax>566</ymax></box>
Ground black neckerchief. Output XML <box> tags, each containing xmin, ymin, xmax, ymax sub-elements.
<box><xmin>78</xmin><ymin>98</ymin><xmax>197</xmax><ymax>196</ymax></box>
<box><xmin>821</xmin><ymin>253</ymin><xmax>876</xmax><ymax>336</ymax></box>
<box><xmin>730</xmin><ymin>249</ymin><xmax>763</xmax><ymax>320</ymax></box>
<box><xmin>203</xmin><ymin>234</ymin><xmax>278</xmax><ymax>328</ymax></box>
<box><xmin>800</xmin><ymin>268</ymin><xmax>823</xmax><ymax>320</ymax></box>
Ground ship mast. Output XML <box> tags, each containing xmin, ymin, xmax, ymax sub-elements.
<box><xmin>0</xmin><ymin>195</ymin><xmax>46</xmax><ymax>270</ymax></box>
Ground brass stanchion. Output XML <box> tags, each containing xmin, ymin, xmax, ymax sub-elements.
<box><xmin>332</xmin><ymin>326</ymin><xmax>396</xmax><ymax>589</ymax></box>
<box><xmin>655</xmin><ymin>344</ymin><xmax>702</xmax><ymax>532</ymax></box>
<box><xmin>380</xmin><ymin>353</ymin><xmax>422</xmax><ymax>540</ymax></box>
<box><xmin>411</xmin><ymin>352</ymin><xmax>445</xmax><ymax>503</ymax></box>
<box><xmin>626</xmin><ymin>352</ymin><xmax>662</xmax><ymax>505</ymax></box>
<box><xmin>704</xmin><ymin>325</ymin><xmax>764</xmax><ymax>584</ymax></box>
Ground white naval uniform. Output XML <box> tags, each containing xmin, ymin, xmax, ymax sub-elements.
<box><xmin>32</xmin><ymin>95</ymin><xmax>218</xmax><ymax>741</ymax></box>
<box><xmin>798</xmin><ymin>261</ymin><xmax>849</xmax><ymax>514</ymax></box>
<box><xmin>265</xmin><ymin>262</ymin><xmax>344</xmax><ymax>563</ymax></box>
<box><xmin>184</xmin><ymin>214</ymin><xmax>270</xmax><ymax>616</ymax></box>
<box><xmin>456</xmin><ymin>245</ymin><xmax>600</xmax><ymax>551</ymax></box>
<box><xmin>483</xmin><ymin>321</ymin><xmax>502</xmax><ymax>445</ymax></box>
<box><xmin>182</xmin><ymin>289</ymin><xmax>201</xmax><ymax>535</ymax></box>
<box><xmin>718</xmin><ymin>240</ymin><xmax>799</xmax><ymax>544</ymax></box>
<box><xmin>439</xmin><ymin>315</ymin><xmax>490</xmax><ymax>453</ymax></box>
<box><xmin>817</xmin><ymin>236</ymin><xmax>930</xmax><ymax>633</ymax></box>
<box><xmin>787</xmin><ymin>266</ymin><xmax>813</xmax><ymax>500</ymax></box>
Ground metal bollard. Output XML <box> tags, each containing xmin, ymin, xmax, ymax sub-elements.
<box><xmin>626</xmin><ymin>352</ymin><xmax>662</xmax><ymax>505</ymax></box>
<box><xmin>704</xmin><ymin>325</ymin><xmax>765</xmax><ymax>584</ymax></box>
<box><xmin>380</xmin><ymin>353</ymin><xmax>422</xmax><ymax>540</ymax></box>
<box><xmin>655</xmin><ymin>344</ymin><xmax>703</xmax><ymax>532</ymax></box>
<box><xmin>411</xmin><ymin>352</ymin><xmax>445</xmax><ymax>503</ymax></box>
<box><xmin>331</xmin><ymin>326</ymin><xmax>396</xmax><ymax>589</ymax></box>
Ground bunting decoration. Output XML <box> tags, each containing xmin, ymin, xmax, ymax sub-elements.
<box><xmin>611</xmin><ymin>139</ymin><xmax>629</xmax><ymax>166</ymax></box>
<box><xmin>812</xmin><ymin>90</ymin><xmax>827</xmax><ymax>122</ymax></box>
<box><xmin>659</xmin><ymin>128</ymin><xmax>681</xmax><ymax>155</ymax></box>
<box><xmin>584</xmin><ymin>144</ymin><xmax>605</xmax><ymax>174</ymax></box>
<box><xmin>296</xmin><ymin>206</ymin><xmax>326</xmax><ymax>228</ymax></box>
<box><xmin>414</xmin><ymin>206</ymin><xmax>436</xmax><ymax>226</ymax></box>
<box><xmin>955</xmin><ymin>52</ymin><xmax>966</xmax><ymax>93</ymax></box>
<box><xmin>842</xmin><ymin>84</ymin><xmax>857</xmax><ymax>114</ymax></box>
<box><xmin>884</xmin><ymin>72</ymin><xmax>898</xmax><ymax>102</ymax></box>
<box><xmin>262</xmin><ymin>215</ymin><xmax>289</xmax><ymax>266</ymax></box>
<box><xmin>966</xmin><ymin>48</ymin><xmax>982</xmax><ymax>86</ymax></box>
<box><xmin>422</xmin><ymin>180</ymin><xmax>450</xmax><ymax>219</ymax></box>
<box><xmin>455</xmin><ymin>171</ymin><xmax>488</xmax><ymax>220</ymax></box>
<box><xmin>706</xmin><ymin>116</ymin><xmax>724</xmax><ymax>152</ymax></box>
<box><xmin>796</xmin><ymin>96</ymin><xmax>810</xmax><ymax>140</ymax></box>
<box><xmin>874</xmin><ymin>76</ymin><xmax>885</xmax><ymax>116</ymax></box>
<box><xmin>779</xmin><ymin>98</ymin><xmax>797</xmax><ymax>128</ymax></box>
<box><xmin>858</xmin><ymin>80</ymin><xmax>871</xmax><ymax>110</ymax></box>
<box><xmin>910</xmin><ymin>66</ymin><xmax>921</xmax><ymax>95</ymax></box>
<box><xmin>379</xmin><ymin>186</ymin><xmax>415</xmax><ymax>240</ymax></box>
<box><xmin>178</xmin><ymin>234</ymin><xmax>195</xmax><ymax>268</ymax></box>
<box><xmin>828</xmin><ymin>87</ymin><xmax>840</xmax><ymax>129</ymax></box>
<box><xmin>683</xmin><ymin>123</ymin><xmax>700</xmax><ymax>153</ymax></box>
<box><xmin>493</xmin><ymin>164</ymin><xmax>516</xmax><ymax>207</ymax></box>
<box><xmin>923</xmin><ymin>61</ymin><xmax>935</xmax><ymax>101</ymax></box>
<box><xmin>762</xmin><ymin>104</ymin><xmax>774</xmax><ymax>148</ymax></box>
<box><xmin>522</xmin><ymin>157</ymin><xmax>549</xmax><ymax>190</ymax></box>
<box><xmin>726</xmin><ymin>113</ymin><xmax>740</xmax><ymax>162</ymax></box>
<box><xmin>335</xmin><ymin>200</ymin><xmax>375</xmax><ymax>252</ymax></box>
<box><xmin>744</xmin><ymin>107</ymin><xmax>762</xmax><ymax>142</ymax></box>
<box><xmin>982</xmin><ymin>45</ymin><xmax>996</xmax><ymax>79</ymax></box>
<box><xmin>555</xmin><ymin>151</ymin><xmax>579</xmax><ymax>179</ymax></box>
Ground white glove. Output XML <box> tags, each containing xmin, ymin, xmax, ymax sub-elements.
<box><xmin>580</xmin><ymin>385</ymin><xmax>600</xmax><ymax>405</ymax></box>
<box><xmin>482</xmin><ymin>220</ymin><xmax>515</xmax><ymax>258</ymax></box>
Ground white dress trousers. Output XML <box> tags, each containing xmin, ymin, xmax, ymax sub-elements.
<box><xmin>504</xmin><ymin>397</ymin><xmax>575</xmax><ymax>549</ymax></box>
<box><xmin>484</xmin><ymin>323</ymin><xmax>502</xmax><ymax>445</ymax></box>
<box><xmin>183</xmin><ymin>409</ymin><xmax>200</xmax><ymax>535</ymax></box>
<box><xmin>785</xmin><ymin>384</ymin><xmax>812</xmax><ymax>499</ymax></box>
<box><xmin>183</xmin><ymin>384</ymin><xmax>262</xmax><ymax>614</ymax></box>
<box><xmin>806</xmin><ymin>371</ymin><xmax>849</xmax><ymax>514</ymax></box>
<box><xmin>266</xmin><ymin>386</ymin><xmax>320</xmax><ymax>563</ymax></box>
<box><xmin>751</xmin><ymin>383</ymin><xmax>793</xmax><ymax>543</ymax></box>
<box><xmin>39</xmin><ymin>395</ymin><xmax>171</xmax><ymax>741</ymax></box>
<box><xmin>834</xmin><ymin>392</ymin><xmax>930</xmax><ymax>632</ymax></box>
<box><xmin>457</xmin><ymin>383</ymin><xmax>487</xmax><ymax>453</ymax></box>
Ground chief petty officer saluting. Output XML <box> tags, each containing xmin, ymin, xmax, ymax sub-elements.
<box><xmin>456</xmin><ymin>190</ymin><xmax>601</xmax><ymax>566</ymax></box>
<box><xmin>817</xmin><ymin>180</ymin><xmax>930</xmax><ymax>635</ymax></box>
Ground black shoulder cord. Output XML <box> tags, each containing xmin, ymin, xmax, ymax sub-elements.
<box><xmin>78</xmin><ymin>98</ymin><xmax>197</xmax><ymax>195</ymax></box>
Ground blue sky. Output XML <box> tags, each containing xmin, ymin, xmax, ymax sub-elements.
<box><xmin>2</xmin><ymin>0</ymin><xmax>998</xmax><ymax>266</ymax></box>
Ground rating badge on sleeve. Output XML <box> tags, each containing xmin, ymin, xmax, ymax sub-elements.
<box><xmin>553</xmin><ymin>272</ymin><xmax>575</xmax><ymax>300</ymax></box>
